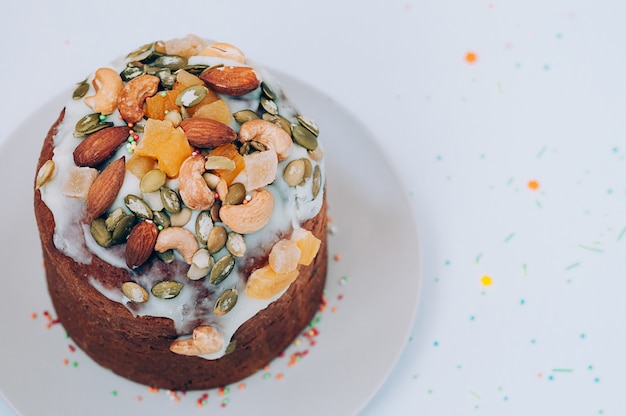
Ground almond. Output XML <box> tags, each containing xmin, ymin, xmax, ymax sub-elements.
<box><xmin>86</xmin><ymin>157</ymin><xmax>126</xmax><ymax>221</ymax></box>
<box><xmin>125</xmin><ymin>220</ymin><xmax>159</xmax><ymax>269</ymax></box>
<box><xmin>179</xmin><ymin>118</ymin><xmax>237</xmax><ymax>148</ymax></box>
<box><xmin>73</xmin><ymin>126</ymin><xmax>130</xmax><ymax>167</ymax></box>
<box><xmin>199</xmin><ymin>66</ymin><xmax>260</xmax><ymax>96</ymax></box>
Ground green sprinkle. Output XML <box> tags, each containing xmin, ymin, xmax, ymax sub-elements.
<box><xmin>579</xmin><ymin>244</ymin><xmax>604</xmax><ymax>253</ymax></box>
<box><xmin>111</xmin><ymin>390</ymin><xmax>118</xmax><ymax>396</ymax></box>
<box><xmin>552</xmin><ymin>368</ymin><xmax>573</xmax><ymax>373</ymax></box>
<box><xmin>618</xmin><ymin>227</ymin><xmax>626</xmax><ymax>241</ymax></box>
<box><xmin>504</xmin><ymin>232</ymin><xmax>515</xmax><ymax>243</ymax></box>
<box><xmin>469</xmin><ymin>390</ymin><xmax>481</xmax><ymax>399</ymax></box>
<box><xmin>263</xmin><ymin>373</ymin><xmax>271</xmax><ymax>380</ymax></box>
<box><xmin>474</xmin><ymin>253</ymin><xmax>482</xmax><ymax>264</ymax></box>
<box><xmin>72</xmin><ymin>361</ymin><xmax>78</xmax><ymax>367</ymax></box>
<box><xmin>99</xmin><ymin>114</ymin><xmax>107</xmax><ymax>122</ymax></box>
<box><xmin>565</xmin><ymin>262</ymin><xmax>580</xmax><ymax>271</ymax></box>
<box><xmin>537</xmin><ymin>146</ymin><xmax>547</xmax><ymax>158</ymax></box>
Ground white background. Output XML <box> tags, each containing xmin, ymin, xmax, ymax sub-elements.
<box><xmin>2</xmin><ymin>0</ymin><xmax>626</xmax><ymax>414</ymax></box>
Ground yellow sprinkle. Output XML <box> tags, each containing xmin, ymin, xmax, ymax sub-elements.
<box><xmin>480</xmin><ymin>275</ymin><xmax>493</xmax><ymax>286</ymax></box>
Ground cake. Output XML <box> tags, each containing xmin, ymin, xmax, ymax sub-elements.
<box><xmin>33</xmin><ymin>35</ymin><xmax>327</xmax><ymax>391</ymax></box>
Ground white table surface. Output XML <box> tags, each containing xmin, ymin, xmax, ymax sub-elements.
<box><xmin>2</xmin><ymin>0</ymin><xmax>625</xmax><ymax>414</ymax></box>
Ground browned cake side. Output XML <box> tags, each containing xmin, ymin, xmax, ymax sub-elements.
<box><xmin>34</xmin><ymin>110</ymin><xmax>328</xmax><ymax>391</ymax></box>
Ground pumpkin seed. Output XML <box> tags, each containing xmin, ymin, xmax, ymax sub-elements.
<box><xmin>260</xmin><ymin>96</ymin><xmax>278</xmax><ymax>115</ymax></box>
<box><xmin>169</xmin><ymin>207</ymin><xmax>192</xmax><ymax>227</ymax></box>
<box><xmin>296</xmin><ymin>115</ymin><xmax>320</xmax><ymax>137</ymax></box>
<box><xmin>223</xmin><ymin>182</ymin><xmax>246</xmax><ymax>205</ymax></box>
<box><xmin>283</xmin><ymin>159</ymin><xmax>306</xmax><ymax>187</ymax></box>
<box><xmin>152</xmin><ymin>210</ymin><xmax>170</xmax><ymax>229</ymax></box>
<box><xmin>74</xmin><ymin>113</ymin><xmax>113</xmax><ymax>138</ymax></box>
<box><xmin>291</xmin><ymin>124</ymin><xmax>318</xmax><ymax>151</ymax></box>
<box><xmin>122</xmin><ymin>281</ymin><xmax>149</xmax><ymax>303</ymax></box>
<box><xmin>187</xmin><ymin>263</ymin><xmax>212</xmax><ymax>281</ymax></box>
<box><xmin>262</xmin><ymin>113</ymin><xmax>291</xmax><ymax>134</ymax></box>
<box><xmin>90</xmin><ymin>218</ymin><xmax>112</xmax><ymax>248</ymax></box>
<box><xmin>175</xmin><ymin>85</ymin><xmax>208</xmax><ymax>108</ymax></box>
<box><xmin>153</xmin><ymin>55</ymin><xmax>188</xmax><ymax>71</ymax></box>
<box><xmin>151</xmin><ymin>280</ymin><xmax>183</xmax><ymax>299</ymax></box>
<box><xmin>214</xmin><ymin>288</ymin><xmax>238</xmax><ymax>316</ymax></box>
<box><xmin>156</xmin><ymin>68</ymin><xmax>176</xmax><ymax>90</ymax></box>
<box><xmin>140</xmin><ymin>169</ymin><xmax>167</xmax><ymax>193</ymax></box>
<box><xmin>261</xmin><ymin>82</ymin><xmax>276</xmax><ymax>100</ymax></box>
<box><xmin>105</xmin><ymin>207</ymin><xmax>125</xmax><ymax>231</ymax></box>
<box><xmin>203</xmin><ymin>172</ymin><xmax>221</xmax><ymax>190</ymax></box>
<box><xmin>210</xmin><ymin>200</ymin><xmax>222</xmax><ymax>222</ymax></box>
<box><xmin>35</xmin><ymin>160</ymin><xmax>56</xmax><ymax>189</ymax></box>
<box><xmin>180</xmin><ymin>64</ymin><xmax>209</xmax><ymax>75</ymax></box>
<box><xmin>207</xmin><ymin>226</ymin><xmax>227</xmax><ymax>254</ymax></box>
<box><xmin>111</xmin><ymin>214</ymin><xmax>136</xmax><ymax>244</ymax></box>
<box><xmin>195</xmin><ymin>211</ymin><xmax>214</xmax><ymax>244</ymax></box>
<box><xmin>225</xmin><ymin>340</ymin><xmax>237</xmax><ymax>355</ymax></box>
<box><xmin>156</xmin><ymin>249</ymin><xmax>175</xmax><ymax>264</ymax></box>
<box><xmin>160</xmin><ymin>187</ymin><xmax>182</xmax><ymax>214</ymax></box>
<box><xmin>192</xmin><ymin>248</ymin><xmax>213</xmax><ymax>269</ymax></box>
<box><xmin>120</xmin><ymin>64</ymin><xmax>145</xmax><ymax>82</ymax></box>
<box><xmin>209</xmin><ymin>254</ymin><xmax>235</xmax><ymax>285</ymax></box>
<box><xmin>226</xmin><ymin>232</ymin><xmax>246</xmax><ymax>257</ymax></box>
<box><xmin>312</xmin><ymin>165</ymin><xmax>322</xmax><ymax>199</ymax></box>
<box><xmin>233</xmin><ymin>109</ymin><xmax>259</xmax><ymax>124</ymax></box>
<box><xmin>125</xmin><ymin>195</ymin><xmax>153</xmax><ymax>220</ymax></box>
<box><xmin>126</xmin><ymin>42</ymin><xmax>155</xmax><ymax>61</ymax></box>
<box><xmin>239</xmin><ymin>140</ymin><xmax>267</xmax><ymax>155</ymax></box>
<box><xmin>205</xmin><ymin>156</ymin><xmax>236</xmax><ymax>171</ymax></box>
<box><xmin>300</xmin><ymin>158</ymin><xmax>313</xmax><ymax>185</ymax></box>
<box><xmin>73</xmin><ymin>79</ymin><xmax>89</xmax><ymax>100</ymax></box>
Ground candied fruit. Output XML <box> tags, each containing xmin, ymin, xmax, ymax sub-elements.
<box><xmin>290</xmin><ymin>228</ymin><xmax>321</xmax><ymax>266</ymax></box>
<box><xmin>134</xmin><ymin>119</ymin><xmax>192</xmax><ymax>178</ymax></box>
<box><xmin>126</xmin><ymin>154</ymin><xmax>158</xmax><ymax>179</ymax></box>
<box><xmin>192</xmin><ymin>99</ymin><xmax>232</xmax><ymax>125</ymax></box>
<box><xmin>245</xmin><ymin>265</ymin><xmax>299</xmax><ymax>300</ymax></box>
<box><xmin>269</xmin><ymin>239</ymin><xmax>301</xmax><ymax>274</ymax></box>
<box><xmin>145</xmin><ymin>90</ymin><xmax>179</xmax><ymax>120</ymax></box>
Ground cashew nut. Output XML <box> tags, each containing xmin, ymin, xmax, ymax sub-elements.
<box><xmin>238</xmin><ymin>119</ymin><xmax>292</xmax><ymax>161</ymax></box>
<box><xmin>169</xmin><ymin>325</ymin><xmax>224</xmax><ymax>356</ymax></box>
<box><xmin>154</xmin><ymin>226</ymin><xmax>199</xmax><ymax>264</ymax></box>
<box><xmin>199</xmin><ymin>42</ymin><xmax>246</xmax><ymax>63</ymax></box>
<box><xmin>84</xmin><ymin>68</ymin><xmax>123</xmax><ymax>115</ymax></box>
<box><xmin>117</xmin><ymin>74</ymin><xmax>160</xmax><ymax>123</ymax></box>
<box><xmin>219</xmin><ymin>189</ymin><xmax>274</xmax><ymax>234</ymax></box>
<box><xmin>178</xmin><ymin>154</ymin><xmax>215</xmax><ymax>210</ymax></box>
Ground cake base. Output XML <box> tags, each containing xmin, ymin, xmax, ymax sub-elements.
<box><xmin>34</xmin><ymin>110</ymin><xmax>328</xmax><ymax>391</ymax></box>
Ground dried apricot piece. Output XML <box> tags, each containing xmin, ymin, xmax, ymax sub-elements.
<box><xmin>192</xmin><ymin>99</ymin><xmax>232</xmax><ymax>125</ymax></box>
<box><xmin>145</xmin><ymin>90</ymin><xmax>179</xmax><ymax>120</ymax></box>
<box><xmin>269</xmin><ymin>239</ymin><xmax>301</xmax><ymax>274</ymax></box>
<box><xmin>245</xmin><ymin>264</ymin><xmax>299</xmax><ymax>300</ymax></box>
<box><xmin>126</xmin><ymin>154</ymin><xmax>157</xmax><ymax>179</ymax></box>
<box><xmin>134</xmin><ymin>119</ymin><xmax>192</xmax><ymax>178</ymax></box>
<box><xmin>164</xmin><ymin>34</ymin><xmax>207</xmax><ymax>59</ymax></box>
<box><xmin>290</xmin><ymin>228</ymin><xmax>321</xmax><ymax>266</ymax></box>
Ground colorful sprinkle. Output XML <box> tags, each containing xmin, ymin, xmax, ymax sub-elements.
<box><xmin>527</xmin><ymin>180</ymin><xmax>540</xmax><ymax>190</ymax></box>
<box><xmin>465</xmin><ymin>51</ymin><xmax>478</xmax><ymax>64</ymax></box>
<box><xmin>480</xmin><ymin>275</ymin><xmax>493</xmax><ymax>286</ymax></box>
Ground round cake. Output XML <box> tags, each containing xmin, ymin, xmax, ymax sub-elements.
<box><xmin>33</xmin><ymin>35</ymin><xmax>327</xmax><ymax>391</ymax></box>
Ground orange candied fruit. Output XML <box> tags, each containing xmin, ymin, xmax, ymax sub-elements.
<box><xmin>134</xmin><ymin>119</ymin><xmax>192</xmax><ymax>178</ymax></box>
<box><xmin>126</xmin><ymin>154</ymin><xmax>157</xmax><ymax>179</ymax></box>
<box><xmin>245</xmin><ymin>265</ymin><xmax>299</xmax><ymax>300</ymax></box>
<box><xmin>145</xmin><ymin>90</ymin><xmax>180</xmax><ymax>120</ymax></box>
<box><xmin>208</xmin><ymin>143</ymin><xmax>245</xmax><ymax>184</ymax></box>
<box><xmin>290</xmin><ymin>228</ymin><xmax>321</xmax><ymax>266</ymax></box>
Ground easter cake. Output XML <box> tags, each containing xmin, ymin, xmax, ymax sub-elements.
<box><xmin>33</xmin><ymin>35</ymin><xmax>327</xmax><ymax>391</ymax></box>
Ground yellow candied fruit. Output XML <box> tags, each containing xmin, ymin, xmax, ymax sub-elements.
<box><xmin>126</xmin><ymin>154</ymin><xmax>158</xmax><ymax>179</ymax></box>
<box><xmin>134</xmin><ymin>119</ymin><xmax>192</xmax><ymax>178</ymax></box>
<box><xmin>145</xmin><ymin>90</ymin><xmax>180</xmax><ymax>120</ymax></box>
<box><xmin>290</xmin><ymin>228</ymin><xmax>321</xmax><ymax>266</ymax></box>
<box><xmin>192</xmin><ymin>99</ymin><xmax>232</xmax><ymax>125</ymax></box>
<box><xmin>245</xmin><ymin>265</ymin><xmax>299</xmax><ymax>300</ymax></box>
<box><xmin>208</xmin><ymin>143</ymin><xmax>245</xmax><ymax>185</ymax></box>
<box><xmin>269</xmin><ymin>239</ymin><xmax>301</xmax><ymax>274</ymax></box>
<box><xmin>164</xmin><ymin>34</ymin><xmax>208</xmax><ymax>59</ymax></box>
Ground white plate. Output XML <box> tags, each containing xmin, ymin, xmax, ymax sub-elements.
<box><xmin>0</xmin><ymin>72</ymin><xmax>421</xmax><ymax>416</ymax></box>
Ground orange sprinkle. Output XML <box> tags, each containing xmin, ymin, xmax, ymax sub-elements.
<box><xmin>135</xmin><ymin>396</ymin><xmax>142</xmax><ymax>402</ymax></box>
<box><xmin>527</xmin><ymin>180</ymin><xmax>540</xmax><ymax>190</ymax></box>
<box><xmin>148</xmin><ymin>386</ymin><xmax>159</xmax><ymax>393</ymax></box>
<box><xmin>331</xmin><ymin>306</ymin><xmax>337</xmax><ymax>313</ymax></box>
<box><xmin>62</xmin><ymin>359</ymin><xmax>69</xmax><ymax>365</ymax></box>
<box><xmin>333</xmin><ymin>254</ymin><xmax>341</xmax><ymax>261</ymax></box>
<box><xmin>480</xmin><ymin>275</ymin><xmax>493</xmax><ymax>286</ymax></box>
<box><xmin>276</xmin><ymin>373</ymin><xmax>284</xmax><ymax>380</ymax></box>
<box><xmin>238</xmin><ymin>383</ymin><xmax>246</xmax><ymax>390</ymax></box>
<box><xmin>465</xmin><ymin>51</ymin><xmax>478</xmax><ymax>64</ymax></box>
<box><xmin>264</xmin><ymin>365</ymin><xmax>271</xmax><ymax>371</ymax></box>
<box><xmin>30</xmin><ymin>312</ymin><xmax>37</xmax><ymax>319</ymax></box>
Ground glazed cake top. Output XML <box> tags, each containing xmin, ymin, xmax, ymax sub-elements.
<box><xmin>36</xmin><ymin>34</ymin><xmax>325</xmax><ymax>359</ymax></box>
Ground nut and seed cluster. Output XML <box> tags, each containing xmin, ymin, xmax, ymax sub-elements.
<box><xmin>37</xmin><ymin>35</ymin><xmax>324</xmax><ymax>357</ymax></box>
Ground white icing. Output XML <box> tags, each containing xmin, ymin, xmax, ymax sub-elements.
<box><xmin>39</xmin><ymin>40</ymin><xmax>325</xmax><ymax>360</ymax></box>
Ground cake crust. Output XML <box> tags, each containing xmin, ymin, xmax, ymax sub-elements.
<box><xmin>35</xmin><ymin>110</ymin><xmax>328</xmax><ymax>391</ymax></box>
